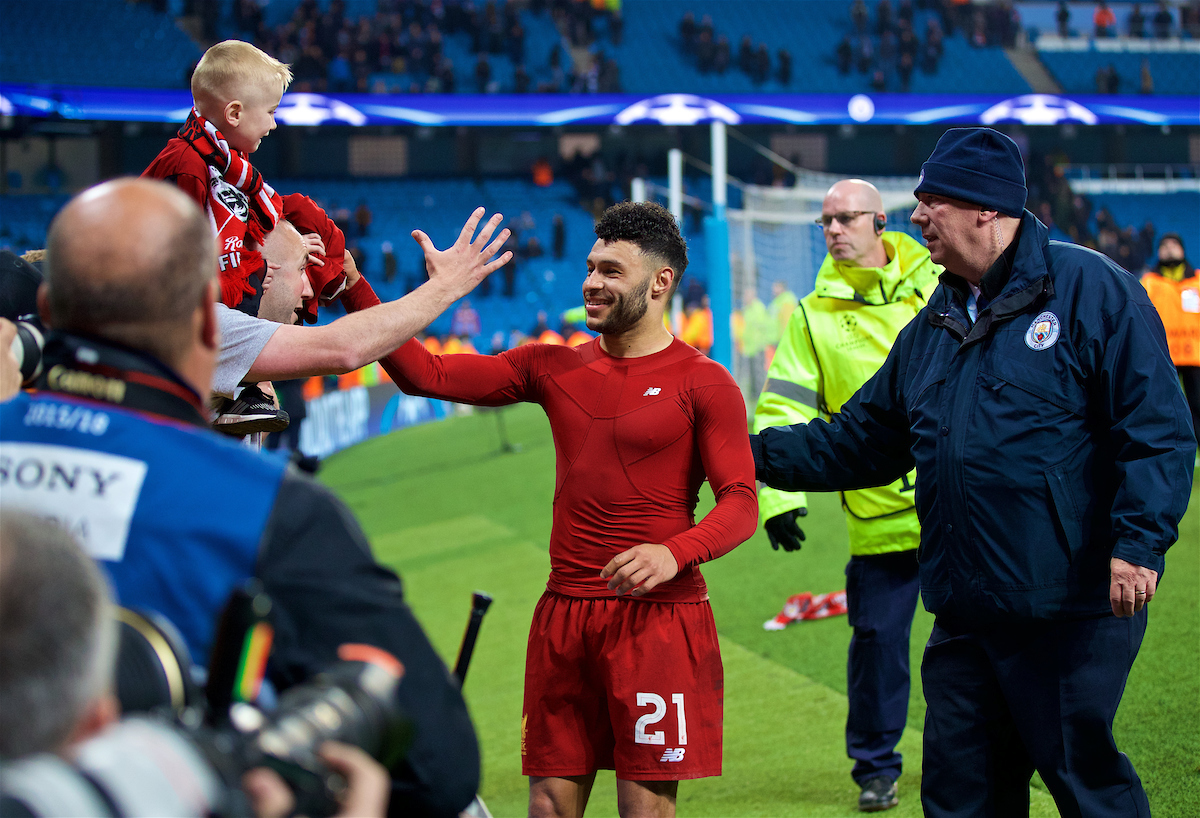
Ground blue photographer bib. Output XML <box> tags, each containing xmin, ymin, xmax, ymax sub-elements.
<box><xmin>1</xmin><ymin>392</ymin><xmax>287</xmax><ymax>667</ymax></box>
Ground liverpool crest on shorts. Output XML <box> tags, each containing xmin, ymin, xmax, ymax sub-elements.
<box><xmin>1025</xmin><ymin>311</ymin><xmax>1060</xmax><ymax>351</ymax></box>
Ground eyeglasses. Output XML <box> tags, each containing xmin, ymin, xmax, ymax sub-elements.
<box><xmin>815</xmin><ymin>211</ymin><xmax>873</xmax><ymax>229</ymax></box>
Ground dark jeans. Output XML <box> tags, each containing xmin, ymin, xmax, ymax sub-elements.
<box><xmin>921</xmin><ymin>611</ymin><xmax>1149</xmax><ymax>818</ymax></box>
<box><xmin>845</xmin><ymin>550</ymin><xmax>921</xmax><ymax>786</ymax></box>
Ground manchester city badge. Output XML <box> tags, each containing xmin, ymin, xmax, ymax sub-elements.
<box><xmin>1025</xmin><ymin>310</ymin><xmax>1060</xmax><ymax>350</ymax></box>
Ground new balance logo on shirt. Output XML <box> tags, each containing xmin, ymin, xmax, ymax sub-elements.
<box><xmin>659</xmin><ymin>748</ymin><xmax>686</xmax><ymax>762</ymax></box>
<box><xmin>643</xmin><ymin>388</ymin><xmax>662</xmax><ymax>396</ymax></box>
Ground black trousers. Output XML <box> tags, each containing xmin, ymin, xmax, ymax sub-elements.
<box><xmin>921</xmin><ymin>610</ymin><xmax>1149</xmax><ymax>818</ymax></box>
<box><xmin>845</xmin><ymin>550</ymin><xmax>920</xmax><ymax>786</ymax></box>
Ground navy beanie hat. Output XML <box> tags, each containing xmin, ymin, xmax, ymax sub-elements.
<box><xmin>914</xmin><ymin>128</ymin><xmax>1027</xmax><ymax>217</ymax></box>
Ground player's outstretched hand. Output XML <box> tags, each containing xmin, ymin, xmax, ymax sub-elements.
<box><xmin>765</xmin><ymin>508</ymin><xmax>806</xmax><ymax>552</ymax></box>
<box><xmin>411</xmin><ymin>207</ymin><xmax>512</xmax><ymax>300</ymax></box>
<box><xmin>601</xmin><ymin>543</ymin><xmax>679</xmax><ymax>597</ymax></box>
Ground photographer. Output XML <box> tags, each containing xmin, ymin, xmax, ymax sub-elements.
<box><xmin>0</xmin><ymin>510</ymin><xmax>388</xmax><ymax>818</ymax></box>
<box><xmin>0</xmin><ymin>178</ymin><xmax>490</xmax><ymax>817</ymax></box>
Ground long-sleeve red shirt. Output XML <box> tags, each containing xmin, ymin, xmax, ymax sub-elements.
<box><xmin>370</xmin><ymin>324</ymin><xmax>757</xmax><ymax>602</ymax></box>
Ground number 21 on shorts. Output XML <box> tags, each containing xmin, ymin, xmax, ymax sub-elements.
<box><xmin>634</xmin><ymin>692</ymin><xmax>687</xmax><ymax>745</ymax></box>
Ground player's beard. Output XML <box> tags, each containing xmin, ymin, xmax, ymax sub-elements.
<box><xmin>588</xmin><ymin>274</ymin><xmax>651</xmax><ymax>335</ymax></box>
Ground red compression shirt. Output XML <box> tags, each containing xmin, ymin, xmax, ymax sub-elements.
<box><xmin>342</xmin><ymin>275</ymin><xmax>757</xmax><ymax>602</ymax></box>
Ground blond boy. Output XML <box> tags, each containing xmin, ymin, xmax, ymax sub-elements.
<box><xmin>143</xmin><ymin>41</ymin><xmax>296</xmax><ymax>311</ymax></box>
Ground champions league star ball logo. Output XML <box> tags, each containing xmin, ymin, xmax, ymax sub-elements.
<box><xmin>614</xmin><ymin>94</ymin><xmax>740</xmax><ymax>126</ymax></box>
<box><xmin>1025</xmin><ymin>311</ymin><xmax>1061</xmax><ymax>350</ymax></box>
<box><xmin>980</xmin><ymin>95</ymin><xmax>1098</xmax><ymax>126</ymax></box>
<box><xmin>275</xmin><ymin>93</ymin><xmax>369</xmax><ymax>126</ymax></box>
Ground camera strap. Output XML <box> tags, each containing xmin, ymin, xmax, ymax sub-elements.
<box><xmin>35</xmin><ymin>332</ymin><xmax>209</xmax><ymax>427</ymax></box>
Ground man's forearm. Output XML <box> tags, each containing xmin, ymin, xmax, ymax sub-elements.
<box><xmin>246</xmin><ymin>206</ymin><xmax>510</xmax><ymax>384</ymax></box>
<box><xmin>244</xmin><ymin>278</ymin><xmax>462</xmax><ymax>382</ymax></box>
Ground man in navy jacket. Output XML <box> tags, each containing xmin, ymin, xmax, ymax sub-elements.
<box><xmin>753</xmin><ymin>128</ymin><xmax>1194</xmax><ymax>817</ymax></box>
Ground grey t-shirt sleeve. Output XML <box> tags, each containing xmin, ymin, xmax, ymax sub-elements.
<box><xmin>213</xmin><ymin>302</ymin><xmax>281</xmax><ymax>398</ymax></box>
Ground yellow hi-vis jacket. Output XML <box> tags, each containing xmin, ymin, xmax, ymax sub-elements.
<box><xmin>752</xmin><ymin>232</ymin><xmax>941</xmax><ymax>556</ymax></box>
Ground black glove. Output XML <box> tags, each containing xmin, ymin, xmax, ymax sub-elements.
<box><xmin>765</xmin><ymin>508</ymin><xmax>807</xmax><ymax>552</ymax></box>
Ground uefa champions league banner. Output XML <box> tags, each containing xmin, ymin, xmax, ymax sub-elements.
<box><xmin>2</xmin><ymin>86</ymin><xmax>1197</xmax><ymax>127</ymax></box>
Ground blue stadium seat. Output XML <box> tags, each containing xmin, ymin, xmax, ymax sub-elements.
<box><xmin>1</xmin><ymin>0</ymin><xmax>1037</xmax><ymax>95</ymax></box>
<box><xmin>1084</xmin><ymin>191</ymin><xmax>1200</xmax><ymax>254</ymax></box>
<box><xmin>611</xmin><ymin>0</ymin><xmax>1030</xmax><ymax>95</ymax></box>
<box><xmin>0</xmin><ymin>0</ymin><xmax>201</xmax><ymax>89</ymax></box>
<box><xmin>1038</xmin><ymin>49</ymin><xmax>1200</xmax><ymax>96</ymax></box>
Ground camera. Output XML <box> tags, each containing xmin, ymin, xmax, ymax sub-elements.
<box><xmin>0</xmin><ymin>250</ymin><xmax>46</xmax><ymax>386</ymax></box>
<box><xmin>10</xmin><ymin>314</ymin><xmax>45</xmax><ymax>386</ymax></box>
<box><xmin>0</xmin><ymin>587</ymin><xmax>412</xmax><ymax>818</ymax></box>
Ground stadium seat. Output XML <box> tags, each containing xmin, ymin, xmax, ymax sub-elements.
<box><xmin>0</xmin><ymin>0</ymin><xmax>200</xmax><ymax>89</ymax></box>
<box><xmin>1038</xmin><ymin>48</ymin><xmax>1200</xmax><ymax>96</ymax></box>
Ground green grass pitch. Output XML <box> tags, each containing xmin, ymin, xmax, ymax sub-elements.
<box><xmin>319</xmin><ymin>403</ymin><xmax>1200</xmax><ymax>817</ymax></box>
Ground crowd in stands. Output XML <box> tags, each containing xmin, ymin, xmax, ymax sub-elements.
<box><xmin>1056</xmin><ymin>0</ymin><xmax>1200</xmax><ymax>40</ymax></box>
<box><xmin>833</xmin><ymin>0</ymin><xmax>991</xmax><ymax>94</ymax></box>
<box><xmin>217</xmin><ymin>0</ymin><xmax>622</xmax><ymax>94</ymax></box>
<box><xmin>676</xmin><ymin>12</ymin><xmax>793</xmax><ymax>86</ymax></box>
<box><xmin>1034</xmin><ymin>2</ymin><xmax>1199</xmax><ymax>96</ymax></box>
<box><xmin>1023</xmin><ymin>150</ymin><xmax>1167</xmax><ymax>275</ymax></box>
<box><xmin>1093</xmin><ymin>58</ymin><xmax>1160</xmax><ymax>93</ymax></box>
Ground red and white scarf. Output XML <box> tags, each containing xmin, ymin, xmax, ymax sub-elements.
<box><xmin>179</xmin><ymin>108</ymin><xmax>283</xmax><ymax>307</ymax></box>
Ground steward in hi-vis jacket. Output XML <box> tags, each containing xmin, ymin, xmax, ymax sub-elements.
<box><xmin>754</xmin><ymin>230</ymin><xmax>939</xmax><ymax>553</ymax></box>
<box><xmin>752</xmin><ymin>178</ymin><xmax>941</xmax><ymax>813</ymax></box>
<box><xmin>1139</xmin><ymin>231</ymin><xmax>1199</xmax><ymax>445</ymax></box>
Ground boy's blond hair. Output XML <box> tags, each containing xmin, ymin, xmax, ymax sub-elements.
<box><xmin>191</xmin><ymin>40</ymin><xmax>292</xmax><ymax>111</ymax></box>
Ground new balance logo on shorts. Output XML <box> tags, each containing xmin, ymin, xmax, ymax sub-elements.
<box><xmin>643</xmin><ymin>388</ymin><xmax>661</xmax><ymax>396</ymax></box>
<box><xmin>659</xmin><ymin>748</ymin><xmax>686</xmax><ymax>762</ymax></box>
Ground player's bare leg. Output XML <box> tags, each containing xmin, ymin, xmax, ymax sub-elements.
<box><xmin>615</xmin><ymin>779</ymin><xmax>678</xmax><ymax>818</ymax></box>
<box><xmin>529</xmin><ymin>774</ymin><xmax>596</xmax><ymax>818</ymax></box>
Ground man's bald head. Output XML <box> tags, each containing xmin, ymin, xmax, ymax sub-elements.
<box><xmin>44</xmin><ymin>178</ymin><xmax>215</xmax><ymax>367</ymax></box>
<box><xmin>257</xmin><ymin>220</ymin><xmax>312</xmax><ymax>325</ymax></box>
<box><xmin>820</xmin><ymin>179</ymin><xmax>889</xmax><ymax>269</ymax></box>
<box><xmin>824</xmin><ymin>179</ymin><xmax>885</xmax><ymax>215</ymax></box>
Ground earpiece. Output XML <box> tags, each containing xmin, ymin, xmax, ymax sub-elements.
<box><xmin>874</xmin><ymin>214</ymin><xmax>886</xmax><ymax>234</ymax></box>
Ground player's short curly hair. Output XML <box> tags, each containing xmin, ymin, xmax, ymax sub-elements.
<box><xmin>594</xmin><ymin>201</ymin><xmax>688</xmax><ymax>297</ymax></box>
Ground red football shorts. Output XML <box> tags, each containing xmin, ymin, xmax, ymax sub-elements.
<box><xmin>521</xmin><ymin>591</ymin><xmax>724</xmax><ymax>781</ymax></box>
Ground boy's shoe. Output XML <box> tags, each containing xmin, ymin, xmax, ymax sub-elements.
<box><xmin>858</xmin><ymin>776</ymin><xmax>899</xmax><ymax>812</ymax></box>
<box><xmin>213</xmin><ymin>384</ymin><xmax>289</xmax><ymax>436</ymax></box>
